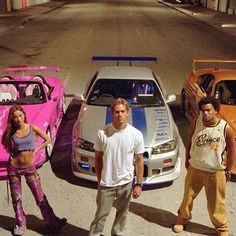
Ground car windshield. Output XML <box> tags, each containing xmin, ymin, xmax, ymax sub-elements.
<box><xmin>0</xmin><ymin>81</ymin><xmax>46</xmax><ymax>105</ymax></box>
<box><xmin>87</xmin><ymin>79</ymin><xmax>164</xmax><ymax>106</ymax></box>
<box><xmin>215</xmin><ymin>80</ymin><xmax>236</xmax><ymax>105</ymax></box>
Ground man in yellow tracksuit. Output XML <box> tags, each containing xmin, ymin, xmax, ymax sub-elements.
<box><xmin>173</xmin><ymin>96</ymin><xmax>235</xmax><ymax>236</ymax></box>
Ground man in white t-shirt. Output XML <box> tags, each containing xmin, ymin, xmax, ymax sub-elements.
<box><xmin>89</xmin><ymin>98</ymin><xmax>145</xmax><ymax>236</ymax></box>
<box><xmin>173</xmin><ymin>96</ymin><xmax>235</xmax><ymax>236</ymax></box>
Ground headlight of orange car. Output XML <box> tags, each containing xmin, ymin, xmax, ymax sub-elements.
<box><xmin>152</xmin><ymin>140</ymin><xmax>176</xmax><ymax>154</ymax></box>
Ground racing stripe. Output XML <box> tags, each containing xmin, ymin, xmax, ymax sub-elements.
<box><xmin>105</xmin><ymin>106</ymin><xmax>148</xmax><ymax>141</ymax></box>
<box><xmin>132</xmin><ymin>107</ymin><xmax>147</xmax><ymax>141</ymax></box>
<box><xmin>105</xmin><ymin>107</ymin><xmax>112</xmax><ymax>125</ymax></box>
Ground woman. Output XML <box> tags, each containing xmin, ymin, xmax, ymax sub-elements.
<box><xmin>2</xmin><ymin>105</ymin><xmax>66</xmax><ymax>236</ymax></box>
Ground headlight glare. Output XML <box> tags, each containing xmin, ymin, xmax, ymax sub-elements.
<box><xmin>152</xmin><ymin>140</ymin><xmax>176</xmax><ymax>154</ymax></box>
<box><xmin>78</xmin><ymin>138</ymin><xmax>94</xmax><ymax>152</ymax></box>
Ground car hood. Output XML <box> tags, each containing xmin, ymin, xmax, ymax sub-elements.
<box><xmin>219</xmin><ymin>105</ymin><xmax>236</xmax><ymax>133</ymax></box>
<box><xmin>78</xmin><ymin>105</ymin><xmax>174</xmax><ymax>147</ymax></box>
<box><xmin>0</xmin><ymin>104</ymin><xmax>50</xmax><ymax>163</ymax></box>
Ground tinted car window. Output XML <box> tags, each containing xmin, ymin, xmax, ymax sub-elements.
<box><xmin>87</xmin><ymin>79</ymin><xmax>164</xmax><ymax>106</ymax></box>
<box><xmin>215</xmin><ymin>80</ymin><xmax>236</xmax><ymax>105</ymax></box>
<box><xmin>198</xmin><ymin>74</ymin><xmax>214</xmax><ymax>95</ymax></box>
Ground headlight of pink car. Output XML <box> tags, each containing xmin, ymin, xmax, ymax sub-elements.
<box><xmin>152</xmin><ymin>140</ymin><xmax>176</xmax><ymax>154</ymax></box>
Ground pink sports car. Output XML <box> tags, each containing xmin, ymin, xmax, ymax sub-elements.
<box><xmin>0</xmin><ymin>66</ymin><xmax>65</xmax><ymax>180</ymax></box>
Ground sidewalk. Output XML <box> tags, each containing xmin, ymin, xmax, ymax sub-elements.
<box><xmin>0</xmin><ymin>1</ymin><xmax>68</xmax><ymax>36</ymax></box>
<box><xmin>159</xmin><ymin>0</ymin><xmax>236</xmax><ymax>38</ymax></box>
<box><xmin>0</xmin><ymin>0</ymin><xmax>235</xmax><ymax>38</ymax></box>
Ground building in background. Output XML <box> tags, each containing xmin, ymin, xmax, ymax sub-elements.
<box><xmin>204</xmin><ymin>0</ymin><xmax>236</xmax><ymax>14</ymax></box>
<box><xmin>0</xmin><ymin>0</ymin><xmax>50</xmax><ymax>12</ymax></box>
<box><xmin>0</xmin><ymin>0</ymin><xmax>235</xmax><ymax>15</ymax></box>
<box><xmin>0</xmin><ymin>0</ymin><xmax>7</xmax><ymax>13</ymax></box>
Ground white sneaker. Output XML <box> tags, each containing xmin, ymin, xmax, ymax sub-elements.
<box><xmin>173</xmin><ymin>224</ymin><xmax>184</xmax><ymax>233</ymax></box>
<box><xmin>13</xmin><ymin>224</ymin><xmax>24</xmax><ymax>236</ymax></box>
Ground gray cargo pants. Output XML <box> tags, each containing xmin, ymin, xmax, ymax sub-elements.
<box><xmin>89</xmin><ymin>181</ymin><xmax>133</xmax><ymax>236</ymax></box>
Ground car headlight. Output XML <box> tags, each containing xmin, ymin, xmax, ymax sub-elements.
<box><xmin>152</xmin><ymin>140</ymin><xmax>176</xmax><ymax>154</ymax></box>
<box><xmin>78</xmin><ymin>138</ymin><xmax>95</xmax><ymax>152</ymax></box>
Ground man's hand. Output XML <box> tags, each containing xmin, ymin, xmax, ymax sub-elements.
<box><xmin>132</xmin><ymin>184</ymin><xmax>142</xmax><ymax>199</ymax></box>
<box><xmin>225</xmin><ymin>170</ymin><xmax>231</xmax><ymax>182</ymax></box>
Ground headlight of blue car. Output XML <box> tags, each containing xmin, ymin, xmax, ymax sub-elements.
<box><xmin>78</xmin><ymin>138</ymin><xmax>95</xmax><ymax>152</ymax></box>
<box><xmin>152</xmin><ymin>140</ymin><xmax>176</xmax><ymax>154</ymax></box>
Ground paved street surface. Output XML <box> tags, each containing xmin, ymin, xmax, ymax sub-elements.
<box><xmin>0</xmin><ymin>100</ymin><xmax>235</xmax><ymax>236</ymax></box>
<box><xmin>0</xmin><ymin>0</ymin><xmax>235</xmax><ymax>38</ymax></box>
<box><xmin>159</xmin><ymin>0</ymin><xmax>236</xmax><ymax>39</ymax></box>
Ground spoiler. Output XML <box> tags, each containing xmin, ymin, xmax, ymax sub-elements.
<box><xmin>4</xmin><ymin>66</ymin><xmax>60</xmax><ymax>73</ymax></box>
<box><xmin>92</xmin><ymin>56</ymin><xmax>157</xmax><ymax>66</ymax></box>
<box><xmin>192</xmin><ymin>58</ymin><xmax>236</xmax><ymax>73</ymax></box>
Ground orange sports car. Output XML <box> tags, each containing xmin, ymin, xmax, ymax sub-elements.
<box><xmin>180</xmin><ymin>58</ymin><xmax>236</xmax><ymax>174</ymax></box>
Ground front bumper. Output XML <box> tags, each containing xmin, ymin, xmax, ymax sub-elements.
<box><xmin>71</xmin><ymin>145</ymin><xmax>181</xmax><ymax>185</ymax></box>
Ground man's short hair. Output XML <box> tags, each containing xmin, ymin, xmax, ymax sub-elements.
<box><xmin>198</xmin><ymin>96</ymin><xmax>220</xmax><ymax>112</ymax></box>
<box><xmin>111</xmin><ymin>98</ymin><xmax>129</xmax><ymax>112</ymax></box>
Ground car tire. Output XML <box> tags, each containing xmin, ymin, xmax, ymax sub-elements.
<box><xmin>62</xmin><ymin>102</ymin><xmax>66</xmax><ymax>115</ymax></box>
<box><xmin>180</xmin><ymin>90</ymin><xmax>189</xmax><ymax>115</ymax></box>
<box><xmin>46</xmin><ymin>128</ymin><xmax>53</xmax><ymax>160</ymax></box>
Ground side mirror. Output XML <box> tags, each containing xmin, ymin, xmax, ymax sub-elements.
<box><xmin>165</xmin><ymin>94</ymin><xmax>176</xmax><ymax>103</ymax></box>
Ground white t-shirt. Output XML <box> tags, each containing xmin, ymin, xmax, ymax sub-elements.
<box><xmin>94</xmin><ymin>123</ymin><xmax>145</xmax><ymax>187</ymax></box>
<box><xmin>189</xmin><ymin>117</ymin><xmax>227</xmax><ymax>172</ymax></box>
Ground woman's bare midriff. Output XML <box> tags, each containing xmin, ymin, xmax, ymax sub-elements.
<box><xmin>11</xmin><ymin>150</ymin><xmax>34</xmax><ymax>167</ymax></box>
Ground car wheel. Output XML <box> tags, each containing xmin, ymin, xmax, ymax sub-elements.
<box><xmin>180</xmin><ymin>90</ymin><xmax>189</xmax><ymax>115</ymax></box>
<box><xmin>46</xmin><ymin>128</ymin><xmax>53</xmax><ymax>160</ymax></box>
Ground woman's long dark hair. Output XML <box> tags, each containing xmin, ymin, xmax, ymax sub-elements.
<box><xmin>2</xmin><ymin>105</ymin><xmax>27</xmax><ymax>154</ymax></box>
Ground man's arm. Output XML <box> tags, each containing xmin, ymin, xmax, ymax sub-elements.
<box><xmin>225</xmin><ymin>124</ymin><xmax>235</xmax><ymax>181</ymax></box>
<box><xmin>94</xmin><ymin>150</ymin><xmax>103</xmax><ymax>183</ymax></box>
<box><xmin>132</xmin><ymin>153</ymin><xmax>144</xmax><ymax>199</ymax></box>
